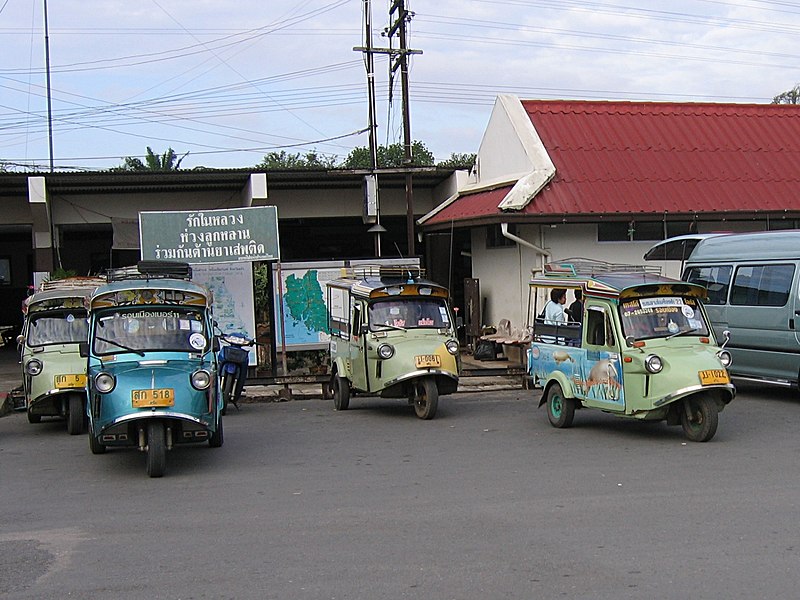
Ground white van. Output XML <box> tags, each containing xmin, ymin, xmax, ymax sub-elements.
<box><xmin>662</xmin><ymin>230</ymin><xmax>800</xmax><ymax>388</ymax></box>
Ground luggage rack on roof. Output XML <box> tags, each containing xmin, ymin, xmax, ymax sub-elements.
<box><xmin>349</xmin><ymin>264</ymin><xmax>426</xmax><ymax>280</ymax></box>
<box><xmin>106</xmin><ymin>261</ymin><xmax>192</xmax><ymax>283</ymax></box>
<box><xmin>38</xmin><ymin>276</ymin><xmax>106</xmax><ymax>292</ymax></box>
<box><xmin>540</xmin><ymin>258</ymin><xmax>662</xmax><ymax>277</ymax></box>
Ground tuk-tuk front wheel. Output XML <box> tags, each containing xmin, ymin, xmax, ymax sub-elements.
<box><xmin>146</xmin><ymin>421</ymin><xmax>166</xmax><ymax>478</ymax></box>
<box><xmin>412</xmin><ymin>377</ymin><xmax>438</xmax><ymax>420</ymax></box>
<box><xmin>333</xmin><ymin>375</ymin><xmax>350</xmax><ymax>411</ymax></box>
<box><xmin>681</xmin><ymin>394</ymin><xmax>719</xmax><ymax>442</ymax></box>
<box><xmin>209</xmin><ymin>415</ymin><xmax>224</xmax><ymax>448</ymax></box>
<box><xmin>546</xmin><ymin>383</ymin><xmax>575</xmax><ymax>428</ymax></box>
<box><xmin>27</xmin><ymin>411</ymin><xmax>41</xmax><ymax>424</ymax></box>
<box><xmin>88</xmin><ymin>431</ymin><xmax>106</xmax><ymax>455</ymax></box>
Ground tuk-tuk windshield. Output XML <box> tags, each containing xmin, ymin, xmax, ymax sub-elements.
<box><xmin>368</xmin><ymin>298</ymin><xmax>451</xmax><ymax>331</ymax></box>
<box><xmin>619</xmin><ymin>296</ymin><xmax>710</xmax><ymax>341</ymax></box>
<box><xmin>27</xmin><ymin>309</ymin><xmax>89</xmax><ymax>347</ymax></box>
<box><xmin>92</xmin><ymin>306</ymin><xmax>208</xmax><ymax>355</ymax></box>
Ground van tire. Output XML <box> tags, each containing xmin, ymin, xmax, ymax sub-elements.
<box><xmin>412</xmin><ymin>377</ymin><xmax>438</xmax><ymax>420</ymax></box>
<box><xmin>546</xmin><ymin>383</ymin><xmax>575</xmax><ymax>428</ymax></box>
<box><xmin>333</xmin><ymin>375</ymin><xmax>350</xmax><ymax>411</ymax></box>
<box><xmin>67</xmin><ymin>395</ymin><xmax>84</xmax><ymax>435</ymax></box>
<box><xmin>681</xmin><ymin>394</ymin><xmax>718</xmax><ymax>442</ymax></box>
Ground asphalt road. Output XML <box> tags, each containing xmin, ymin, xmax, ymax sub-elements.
<box><xmin>1</xmin><ymin>382</ymin><xmax>799</xmax><ymax>600</ymax></box>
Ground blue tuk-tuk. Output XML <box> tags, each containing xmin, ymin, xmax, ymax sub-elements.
<box><xmin>82</xmin><ymin>261</ymin><xmax>223</xmax><ymax>477</ymax></box>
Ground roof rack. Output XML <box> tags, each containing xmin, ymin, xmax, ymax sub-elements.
<box><xmin>38</xmin><ymin>276</ymin><xmax>106</xmax><ymax>292</ymax></box>
<box><xmin>540</xmin><ymin>258</ymin><xmax>662</xmax><ymax>277</ymax></box>
<box><xmin>106</xmin><ymin>261</ymin><xmax>192</xmax><ymax>283</ymax></box>
<box><xmin>349</xmin><ymin>264</ymin><xmax>426</xmax><ymax>280</ymax></box>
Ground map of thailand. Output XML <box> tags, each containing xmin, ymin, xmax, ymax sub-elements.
<box><xmin>281</xmin><ymin>270</ymin><xmax>328</xmax><ymax>343</ymax></box>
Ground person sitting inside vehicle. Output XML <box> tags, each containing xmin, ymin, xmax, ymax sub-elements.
<box><xmin>543</xmin><ymin>288</ymin><xmax>567</xmax><ymax>325</ymax></box>
<box><xmin>565</xmin><ymin>289</ymin><xmax>583</xmax><ymax>324</ymax></box>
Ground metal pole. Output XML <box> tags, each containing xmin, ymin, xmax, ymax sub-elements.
<box><xmin>365</xmin><ymin>0</ymin><xmax>382</xmax><ymax>257</ymax></box>
<box><xmin>43</xmin><ymin>0</ymin><xmax>54</xmax><ymax>172</ymax></box>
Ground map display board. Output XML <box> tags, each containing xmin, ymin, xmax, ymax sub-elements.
<box><xmin>273</xmin><ymin>262</ymin><xmax>345</xmax><ymax>350</ymax></box>
<box><xmin>273</xmin><ymin>258</ymin><xmax>421</xmax><ymax>351</ymax></box>
<box><xmin>193</xmin><ymin>262</ymin><xmax>257</xmax><ymax>366</ymax></box>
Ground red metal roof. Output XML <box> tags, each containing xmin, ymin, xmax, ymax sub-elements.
<box><xmin>423</xmin><ymin>100</ymin><xmax>800</xmax><ymax>228</ymax></box>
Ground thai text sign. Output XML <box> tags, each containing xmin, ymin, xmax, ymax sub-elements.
<box><xmin>139</xmin><ymin>206</ymin><xmax>280</xmax><ymax>264</ymax></box>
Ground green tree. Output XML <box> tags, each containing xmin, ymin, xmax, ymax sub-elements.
<box><xmin>342</xmin><ymin>140</ymin><xmax>435</xmax><ymax>168</ymax></box>
<box><xmin>773</xmin><ymin>85</ymin><xmax>800</xmax><ymax>104</ymax></box>
<box><xmin>112</xmin><ymin>146</ymin><xmax>186</xmax><ymax>171</ymax></box>
<box><xmin>256</xmin><ymin>150</ymin><xmax>337</xmax><ymax>170</ymax></box>
<box><xmin>437</xmin><ymin>152</ymin><xmax>477</xmax><ymax>169</ymax></box>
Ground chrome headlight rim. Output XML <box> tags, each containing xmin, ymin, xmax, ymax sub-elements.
<box><xmin>717</xmin><ymin>349</ymin><xmax>732</xmax><ymax>368</ymax></box>
<box><xmin>191</xmin><ymin>369</ymin><xmax>212</xmax><ymax>390</ymax></box>
<box><xmin>644</xmin><ymin>354</ymin><xmax>664</xmax><ymax>374</ymax></box>
<box><xmin>445</xmin><ymin>339</ymin><xmax>459</xmax><ymax>355</ymax></box>
<box><xmin>94</xmin><ymin>372</ymin><xmax>116</xmax><ymax>394</ymax></box>
<box><xmin>377</xmin><ymin>343</ymin><xmax>395</xmax><ymax>359</ymax></box>
<box><xmin>25</xmin><ymin>359</ymin><xmax>43</xmax><ymax>376</ymax></box>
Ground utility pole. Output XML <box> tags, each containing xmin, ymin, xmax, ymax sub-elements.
<box><xmin>387</xmin><ymin>0</ymin><xmax>418</xmax><ymax>256</ymax></box>
<box><xmin>355</xmin><ymin>0</ymin><xmax>421</xmax><ymax>258</ymax></box>
<box><xmin>43</xmin><ymin>0</ymin><xmax>54</xmax><ymax>172</ymax></box>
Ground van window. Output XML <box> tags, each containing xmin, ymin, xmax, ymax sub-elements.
<box><xmin>730</xmin><ymin>264</ymin><xmax>794</xmax><ymax>307</ymax></box>
<box><xmin>684</xmin><ymin>265</ymin><xmax>732</xmax><ymax>305</ymax></box>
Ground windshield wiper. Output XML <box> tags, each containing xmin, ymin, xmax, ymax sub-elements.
<box><xmin>372</xmin><ymin>322</ymin><xmax>407</xmax><ymax>332</ymax></box>
<box><xmin>666</xmin><ymin>327</ymin><xmax>700</xmax><ymax>340</ymax></box>
<box><xmin>95</xmin><ymin>336</ymin><xmax>145</xmax><ymax>356</ymax></box>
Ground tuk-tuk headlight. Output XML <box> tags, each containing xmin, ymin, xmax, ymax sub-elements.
<box><xmin>191</xmin><ymin>369</ymin><xmax>212</xmax><ymax>390</ymax></box>
<box><xmin>718</xmin><ymin>350</ymin><xmax>732</xmax><ymax>368</ymax></box>
<box><xmin>378</xmin><ymin>343</ymin><xmax>395</xmax><ymax>359</ymax></box>
<box><xmin>645</xmin><ymin>354</ymin><xmax>664</xmax><ymax>374</ymax></box>
<box><xmin>25</xmin><ymin>359</ymin><xmax>43</xmax><ymax>376</ymax></box>
<box><xmin>445</xmin><ymin>340</ymin><xmax>459</xmax><ymax>355</ymax></box>
<box><xmin>94</xmin><ymin>372</ymin><xmax>116</xmax><ymax>394</ymax></box>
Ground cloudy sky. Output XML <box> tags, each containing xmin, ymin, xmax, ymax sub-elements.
<box><xmin>2</xmin><ymin>0</ymin><xmax>799</xmax><ymax>171</ymax></box>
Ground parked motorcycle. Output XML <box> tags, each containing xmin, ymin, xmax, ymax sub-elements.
<box><xmin>217</xmin><ymin>332</ymin><xmax>255</xmax><ymax>414</ymax></box>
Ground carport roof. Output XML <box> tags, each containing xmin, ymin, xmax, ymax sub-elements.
<box><xmin>421</xmin><ymin>100</ymin><xmax>800</xmax><ymax>230</ymax></box>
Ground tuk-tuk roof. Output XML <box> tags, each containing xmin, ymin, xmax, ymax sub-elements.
<box><xmin>23</xmin><ymin>277</ymin><xmax>105</xmax><ymax>314</ymax></box>
<box><xmin>327</xmin><ymin>264</ymin><xmax>449</xmax><ymax>299</ymax></box>
<box><xmin>530</xmin><ymin>260</ymin><xmax>708</xmax><ymax>301</ymax></box>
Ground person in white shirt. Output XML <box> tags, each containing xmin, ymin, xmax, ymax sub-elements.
<box><xmin>543</xmin><ymin>288</ymin><xmax>568</xmax><ymax>325</ymax></box>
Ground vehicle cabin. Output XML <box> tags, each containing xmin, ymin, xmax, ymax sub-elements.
<box><xmin>326</xmin><ymin>265</ymin><xmax>459</xmax><ymax>419</ymax></box>
<box><xmin>528</xmin><ymin>260</ymin><xmax>734</xmax><ymax>442</ymax></box>
<box><xmin>682</xmin><ymin>230</ymin><xmax>800</xmax><ymax>388</ymax></box>
<box><xmin>20</xmin><ymin>277</ymin><xmax>104</xmax><ymax>434</ymax></box>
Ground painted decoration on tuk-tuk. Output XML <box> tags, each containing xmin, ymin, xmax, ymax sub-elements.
<box><xmin>529</xmin><ymin>344</ymin><xmax>624</xmax><ymax>406</ymax></box>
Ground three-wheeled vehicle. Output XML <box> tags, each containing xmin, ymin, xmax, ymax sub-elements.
<box><xmin>326</xmin><ymin>265</ymin><xmax>460</xmax><ymax>419</ymax></box>
<box><xmin>82</xmin><ymin>261</ymin><xmax>223</xmax><ymax>477</ymax></box>
<box><xmin>527</xmin><ymin>260</ymin><xmax>735</xmax><ymax>442</ymax></box>
<box><xmin>18</xmin><ymin>277</ymin><xmax>104</xmax><ymax>434</ymax></box>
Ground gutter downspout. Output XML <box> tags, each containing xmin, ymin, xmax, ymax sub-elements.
<box><xmin>502</xmin><ymin>223</ymin><xmax>550</xmax><ymax>330</ymax></box>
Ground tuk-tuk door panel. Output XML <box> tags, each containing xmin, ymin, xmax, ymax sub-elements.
<box><xmin>579</xmin><ymin>304</ymin><xmax>624</xmax><ymax>410</ymax></box>
<box><xmin>349</xmin><ymin>300</ymin><xmax>369</xmax><ymax>392</ymax></box>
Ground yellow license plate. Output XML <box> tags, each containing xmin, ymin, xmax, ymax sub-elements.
<box><xmin>699</xmin><ymin>369</ymin><xmax>730</xmax><ymax>385</ymax></box>
<box><xmin>54</xmin><ymin>374</ymin><xmax>86</xmax><ymax>389</ymax></box>
<box><xmin>132</xmin><ymin>388</ymin><xmax>175</xmax><ymax>408</ymax></box>
<box><xmin>415</xmin><ymin>354</ymin><xmax>441</xmax><ymax>368</ymax></box>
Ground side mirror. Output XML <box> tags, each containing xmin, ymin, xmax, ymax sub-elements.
<box><xmin>78</xmin><ymin>342</ymin><xmax>89</xmax><ymax>358</ymax></box>
<box><xmin>16</xmin><ymin>334</ymin><xmax>24</xmax><ymax>346</ymax></box>
<box><xmin>720</xmin><ymin>329</ymin><xmax>731</xmax><ymax>349</ymax></box>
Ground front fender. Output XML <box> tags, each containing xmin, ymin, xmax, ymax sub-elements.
<box><xmin>538</xmin><ymin>371</ymin><xmax>576</xmax><ymax>408</ymax></box>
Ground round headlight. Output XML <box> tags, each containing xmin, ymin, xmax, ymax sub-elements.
<box><xmin>445</xmin><ymin>340</ymin><xmax>459</xmax><ymax>355</ymax></box>
<box><xmin>645</xmin><ymin>354</ymin><xmax>664</xmax><ymax>374</ymax></box>
<box><xmin>377</xmin><ymin>343</ymin><xmax>395</xmax><ymax>359</ymax></box>
<box><xmin>191</xmin><ymin>369</ymin><xmax>212</xmax><ymax>390</ymax></box>
<box><xmin>25</xmin><ymin>359</ymin><xmax>43</xmax><ymax>376</ymax></box>
<box><xmin>94</xmin><ymin>372</ymin><xmax>116</xmax><ymax>394</ymax></box>
<box><xmin>718</xmin><ymin>350</ymin><xmax>732</xmax><ymax>368</ymax></box>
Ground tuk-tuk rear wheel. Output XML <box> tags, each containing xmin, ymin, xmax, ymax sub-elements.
<box><xmin>88</xmin><ymin>431</ymin><xmax>106</xmax><ymax>455</ymax></box>
<box><xmin>546</xmin><ymin>383</ymin><xmax>575</xmax><ymax>428</ymax></box>
<box><xmin>412</xmin><ymin>378</ymin><xmax>438</xmax><ymax>420</ymax></box>
<box><xmin>680</xmin><ymin>394</ymin><xmax>718</xmax><ymax>442</ymax></box>
<box><xmin>333</xmin><ymin>375</ymin><xmax>350</xmax><ymax>411</ymax></box>
<box><xmin>67</xmin><ymin>395</ymin><xmax>84</xmax><ymax>435</ymax></box>
<box><xmin>146</xmin><ymin>421</ymin><xmax>166</xmax><ymax>478</ymax></box>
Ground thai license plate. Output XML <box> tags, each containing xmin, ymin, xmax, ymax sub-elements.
<box><xmin>415</xmin><ymin>354</ymin><xmax>441</xmax><ymax>368</ymax></box>
<box><xmin>54</xmin><ymin>374</ymin><xmax>86</xmax><ymax>389</ymax></box>
<box><xmin>699</xmin><ymin>369</ymin><xmax>730</xmax><ymax>385</ymax></box>
<box><xmin>132</xmin><ymin>388</ymin><xmax>175</xmax><ymax>408</ymax></box>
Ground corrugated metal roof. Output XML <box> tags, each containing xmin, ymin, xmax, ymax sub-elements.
<box><xmin>423</xmin><ymin>100</ymin><xmax>800</xmax><ymax>229</ymax></box>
